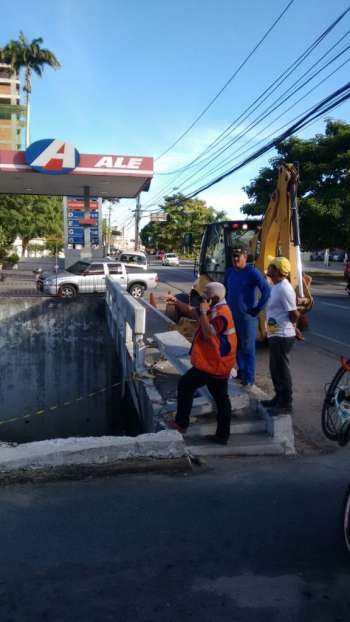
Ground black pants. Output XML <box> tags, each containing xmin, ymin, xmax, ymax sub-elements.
<box><xmin>268</xmin><ymin>336</ymin><xmax>295</xmax><ymax>406</ymax></box>
<box><xmin>176</xmin><ymin>367</ymin><xmax>231</xmax><ymax>440</ymax></box>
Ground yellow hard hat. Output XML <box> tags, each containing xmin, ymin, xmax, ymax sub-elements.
<box><xmin>267</xmin><ymin>255</ymin><xmax>291</xmax><ymax>276</ymax></box>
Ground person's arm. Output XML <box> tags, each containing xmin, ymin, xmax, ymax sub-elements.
<box><xmin>282</xmin><ymin>284</ymin><xmax>301</xmax><ymax>332</ymax></box>
<box><xmin>165</xmin><ymin>294</ymin><xmax>197</xmax><ymax>320</ymax></box>
<box><xmin>198</xmin><ymin>300</ymin><xmax>212</xmax><ymax>340</ymax></box>
<box><xmin>288</xmin><ymin>309</ymin><xmax>300</xmax><ymax>323</ymax></box>
<box><xmin>247</xmin><ymin>269</ymin><xmax>270</xmax><ymax>316</ymax></box>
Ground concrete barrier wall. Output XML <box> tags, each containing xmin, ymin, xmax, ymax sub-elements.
<box><xmin>0</xmin><ymin>297</ymin><xmax>140</xmax><ymax>443</ymax></box>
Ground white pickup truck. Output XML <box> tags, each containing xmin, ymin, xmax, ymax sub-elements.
<box><xmin>36</xmin><ymin>259</ymin><xmax>158</xmax><ymax>299</ymax></box>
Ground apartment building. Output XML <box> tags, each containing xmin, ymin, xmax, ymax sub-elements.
<box><xmin>0</xmin><ymin>63</ymin><xmax>25</xmax><ymax>150</ymax></box>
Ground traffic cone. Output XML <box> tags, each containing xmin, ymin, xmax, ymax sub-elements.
<box><xmin>149</xmin><ymin>292</ymin><xmax>157</xmax><ymax>308</ymax></box>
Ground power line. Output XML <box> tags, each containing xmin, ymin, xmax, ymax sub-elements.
<box><xmin>155</xmin><ymin>0</ymin><xmax>297</xmax><ymax>161</ymax></box>
<box><xmin>157</xmin><ymin>6</ymin><xmax>350</xmax><ymax>178</ymax></box>
<box><xmin>180</xmin><ymin>80</ymin><xmax>350</xmax><ymax>200</ymax></box>
<box><xmin>145</xmin><ymin>11</ymin><xmax>350</xmax><ymax>209</ymax></box>
<box><xmin>177</xmin><ymin>54</ymin><xmax>350</xmax><ymax>194</ymax></box>
<box><xmin>173</xmin><ymin>38</ymin><xmax>350</xmax><ymax>192</ymax></box>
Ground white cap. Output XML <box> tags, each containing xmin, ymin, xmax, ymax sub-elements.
<box><xmin>205</xmin><ymin>282</ymin><xmax>226</xmax><ymax>301</ymax></box>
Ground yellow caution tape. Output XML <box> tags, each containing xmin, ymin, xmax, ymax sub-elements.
<box><xmin>0</xmin><ymin>380</ymin><xmax>123</xmax><ymax>427</ymax></box>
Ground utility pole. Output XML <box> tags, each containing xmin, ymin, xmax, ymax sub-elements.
<box><xmin>107</xmin><ymin>202</ymin><xmax>112</xmax><ymax>255</ymax></box>
<box><xmin>106</xmin><ymin>198</ymin><xmax>119</xmax><ymax>255</ymax></box>
<box><xmin>134</xmin><ymin>194</ymin><xmax>141</xmax><ymax>251</ymax></box>
<box><xmin>83</xmin><ymin>185</ymin><xmax>91</xmax><ymax>253</ymax></box>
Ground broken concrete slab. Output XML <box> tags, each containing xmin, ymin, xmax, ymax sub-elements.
<box><xmin>0</xmin><ymin>430</ymin><xmax>189</xmax><ymax>471</ymax></box>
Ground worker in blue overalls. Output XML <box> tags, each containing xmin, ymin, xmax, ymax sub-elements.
<box><xmin>224</xmin><ymin>245</ymin><xmax>270</xmax><ymax>391</ymax></box>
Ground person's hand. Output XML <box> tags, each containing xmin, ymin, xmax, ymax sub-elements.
<box><xmin>247</xmin><ymin>307</ymin><xmax>259</xmax><ymax>317</ymax></box>
<box><xmin>295</xmin><ymin>327</ymin><xmax>305</xmax><ymax>341</ymax></box>
<box><xmin>165</xmin><ymin>293</ymin><xmax>177</xmax><ymax>305</ymax></box>
<box><xmin>200</xmin><ymin>300</ymin><xmax>210</xmax><ymax>314</ymax></box>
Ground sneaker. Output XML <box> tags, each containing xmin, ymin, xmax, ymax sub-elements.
<box><xmin>244</xmin><ymin>383</ymin><xmax>263</xmax><ymax>397</ymax></box>
<box><xmin>168</xmin><ymin>420</ymin><xmax>187</xmax><ymax>434</ymax></box>
<box><xmin>261</xmin><ymin>396</ymin><xmax>279</xmax><ymax>408</ymax></box>
<box><xmin>204</xmin><ymin>434</ymin><xmax>228</xmax><ymax>446</ymax></box>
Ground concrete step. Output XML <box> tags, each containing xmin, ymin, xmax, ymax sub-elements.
<box><xmin>187</xmin><ymin>416</ymin><xmax>267</xmax><ymax>437</ymax></box>
<box><xmin>186</xmin><ymin>433</ymin><xmax>287</xmax><ymax>457</ymax></box>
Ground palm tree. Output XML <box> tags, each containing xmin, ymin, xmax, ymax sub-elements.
<box><xmin>0</xmin><ymin>32</ymin><xmax>60</xmax><ymax>147</ymax></box>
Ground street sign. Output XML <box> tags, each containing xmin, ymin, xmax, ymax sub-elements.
<box><xmin>150</xmin><ymin>212</ymin><xmax>168</xmax><ymax>222</ymax></box>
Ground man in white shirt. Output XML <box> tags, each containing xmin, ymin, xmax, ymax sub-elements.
<box><xmin>261</xmin><ymin>256</ymin><xmax>299</xmax><ymax>415</ymax></box>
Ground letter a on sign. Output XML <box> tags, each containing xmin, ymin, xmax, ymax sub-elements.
<box><xmin>25</xmin><ymin>139</ymin><xmax>80</xmax><ymax>175</ymax></box>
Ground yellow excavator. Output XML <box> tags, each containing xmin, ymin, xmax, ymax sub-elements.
<box><xmin>166</xmin><ymin>162</ymin><xmax>313</xmax><ymax>339</ymax></box>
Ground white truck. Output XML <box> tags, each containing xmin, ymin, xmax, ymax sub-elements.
<box><xmin>36</xmin><ymin>259</ymin><xmax>158</xmax><ymax>299</ymax></box>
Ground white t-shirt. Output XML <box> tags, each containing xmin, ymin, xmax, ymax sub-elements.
<box><xmin>266</xmin><ymin>279</ymin><xmax>297</xmax><ymax>338</ymax></box>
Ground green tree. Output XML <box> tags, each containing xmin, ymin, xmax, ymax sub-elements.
<box><xmin>0</xmin><ymin>225</ymin><xmax>13</xmax><ymax>259</ymax></box>
<box><xmin>0</xmin><ymin>194</ymin><xmax>63</xmax><ymax>256</ymax></box>
<box><xmin>241</xmin><ymin>120</ymin><xmax>350</xmax><ymax>250</ymax></box>
<box><xmin>0</xmin><ymin>31</ymin><xmax>60</xmax><ymax>146</ymax></box>
<box><xmin>140</xmin><ymin>194</ymin><xmax>227</xmax><ymax>253</ymax></box>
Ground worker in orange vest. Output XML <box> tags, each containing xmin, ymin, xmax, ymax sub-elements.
<box><xmin>166</xmin><ymin>282</ymin><xmax>237</xmax><ymax>445</ymax></box>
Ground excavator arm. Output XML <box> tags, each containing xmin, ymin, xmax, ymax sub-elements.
<box><xmin>251</xmin><ymin>162</ymin><xmax>313</xmax><ymax>314</ymax></box>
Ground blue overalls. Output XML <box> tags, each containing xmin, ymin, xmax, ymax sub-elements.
<box><xmin>224</xmin><ymin>266</ymin><xmax>270</xmax><ymax>385</ymax></box>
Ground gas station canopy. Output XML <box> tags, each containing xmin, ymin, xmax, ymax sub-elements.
<box><xmin>0</xmin><ymin>146</ymin><xmax>153</xmax><ymax>198</ymax></box>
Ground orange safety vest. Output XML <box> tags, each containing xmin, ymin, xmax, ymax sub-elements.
<box><xmin>191</xmin><ymin>301</ymin><xmax>237</xmax><ymax>378</ymax></box>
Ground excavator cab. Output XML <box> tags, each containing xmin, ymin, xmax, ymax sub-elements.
<box><xmin>197</xmin><ymin>219</ymin><xmax>261</xmax><ymax>283</ymax></box>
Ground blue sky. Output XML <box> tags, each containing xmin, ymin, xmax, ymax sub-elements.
<box><xmin>1</xmin><ymin>0</ymin><xmax>350</xmax><ymax>232</ymax></box>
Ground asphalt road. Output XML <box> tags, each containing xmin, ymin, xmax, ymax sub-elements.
<box><xmin>0</xmin><ymin>452</ymin><xmax>349</xmax><ymax>621</ymax></box>
<box><xmin>307</xmin><ymin>278</ymin><xmax>350</xmax><ymax>358</ymax></box>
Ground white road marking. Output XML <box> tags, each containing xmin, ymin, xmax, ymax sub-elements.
<box><xmin>319</xmin><ymin>301</ymin><xmax>350</xmax><ymax>311</ymax></box>
<box><xmin>309</xmin><ymin>331</ymin><xmax>350</xmax><ymax>348</ymax></box>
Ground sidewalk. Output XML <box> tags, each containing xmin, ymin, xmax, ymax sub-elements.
<box><xmin>304</xmin><ymin>261</ymin><xmax>344</xmax><ymax>278</ymax></box>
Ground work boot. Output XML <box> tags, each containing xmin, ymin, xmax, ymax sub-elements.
<box><xmin>261</xmin><ymin>396</ymin><xmax>279</xmax><ymax>408</ymax></box>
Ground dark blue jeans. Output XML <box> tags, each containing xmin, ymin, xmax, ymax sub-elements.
<box><xmin>235</xmin><ymin>314</ymin><xmax>257</xmax><ymax>385</ymax></box>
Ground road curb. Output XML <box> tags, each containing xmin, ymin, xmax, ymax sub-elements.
<box><xmin>307</xmin><ymin>269</ymin><xmax>344</xmax><ymax>278</ymax></box>
<box><xmin>0</xmin><ymin>457</ymin><xmax>193</xmax><ymax>486</ymax></box>
<box><xmin>0</xmin><ymin>431</ymin><xmax>191</xmax><ymax>484</ymax></box>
